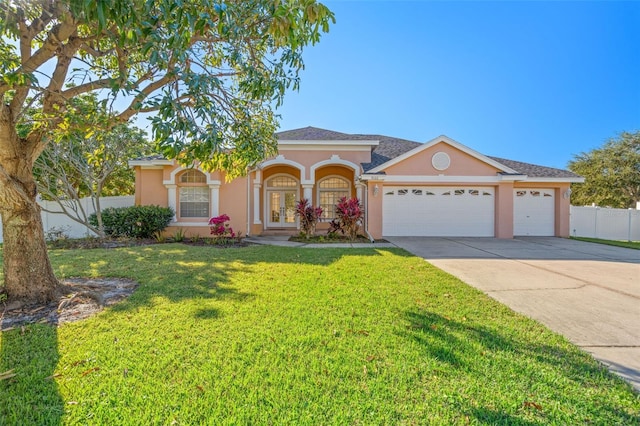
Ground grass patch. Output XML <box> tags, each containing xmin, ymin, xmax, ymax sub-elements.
<box><xmin>571</xmin><ymin>236</ymin><xmax>640</xmax><ymax>250</ymax></box>
<box><xmin>1</xmin><ymin>245</ymin><xmax>639</xmax><ymax>424</ymax></box>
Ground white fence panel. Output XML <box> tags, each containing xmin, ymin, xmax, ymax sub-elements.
<box><xmin>0</xmin><ymin>196</ymin><xmax>135</xmax><ymax>243</ymax></box>
<box><xmin>570</xmin><ymin>205</ymin><xmax>640</xmax><ymax>241</ymax></box>
<box><xmin>632</xmin><ymin>211</ymin><xmax>640</xmax><ymax>241</ymax></box>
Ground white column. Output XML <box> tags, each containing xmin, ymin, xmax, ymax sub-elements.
<box><xmin>166</xmin><ymin>185</ymin><xmax>177</xmax><ymax>221</ymax></box>
<box><xmin>302</xmin><ymin>184</ymin><xmax>314</xmax><ymax>202</ymax></box>
<box><xmin>209</xmin><ymin>182</ymin><xmax>221</xmax><ymax>218</ymax></box>
<box><xmin>253</xmin><ymin>170</ymin><xmax>262</xmax><ymax>224</ymax></box>
<box><xmin>253</xmin><ymin>183</ymin><xmax>262</xmax><ymax>224</ymax></box>
<box><xmin>356</xmin><ymin>183</ymin><xmax>364</xmax><ymax>201</ymax></box>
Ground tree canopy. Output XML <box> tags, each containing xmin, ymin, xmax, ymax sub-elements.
<box><xmin>568</xmin><ymin>131</ymin><xmax>640</xmax><ymax>208</ymax></box>
<box><xmin>0</xmin><ymin>0</ymin><xmax>334</xmax><ymax>303</ymax></box>
<box><xmin>33</xmin><ymin>94</ymin><xmax>152</xmax><ymax>200</ymax></box>
<box><xmin>1</xmin><ymin>0</ymin><xmax>334</xmax><ymax>177</ymax></box>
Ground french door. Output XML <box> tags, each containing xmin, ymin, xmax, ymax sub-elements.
<box><xmin>267</xmin><ymin>190</ymin><xmax>297</xmax><ymax>227</ymax></box>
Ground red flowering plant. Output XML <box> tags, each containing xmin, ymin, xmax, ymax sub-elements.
<box><xmin>328</xmin><ymin>197</ymin><xmax>363</xmax><ymax>241</ymax></box>
<box><xmin>208</xmin><ymin>214</ymin><xmax>238</xmax><ymax>244</ymax></box>
<box><xmin>294</xmin><ymin>198</ymin><xmax>323</xmax><ymax>239</ymax></box>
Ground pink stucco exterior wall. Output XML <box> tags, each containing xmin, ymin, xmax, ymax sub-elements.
<box><xmin>384</xmin><ymin>142</ymin><xmax>501</xmax><ymax>176</ymax></box>
<box><xmin>132</xmin><ymin>138</ymin><xmax>575</xmax><ymax>239</ymax></box>
<box><xmin>365</xmin><ymin>180</ymin><xmax>383</xmax><ymax>239</ymax></box>
<box><xmin>134</xmin><ymin>146</ymin><xmax>366</xmax><ymax>238</ymax></box>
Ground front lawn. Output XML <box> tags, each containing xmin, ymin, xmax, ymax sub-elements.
<box><xmin>571</xmin><ymin>236</ymin><xmax>640</xmax><ymax>250</ymax></box>
<box><xmin>1</xmin><ymin>245</ymin><xmax>638</xmax><ymax>424</ymax></box>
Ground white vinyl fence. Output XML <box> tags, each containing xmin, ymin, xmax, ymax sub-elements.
<box><xmin>570</xmin><ymin>205</ymin><xmax>640</xmax><ymax>241</ymax></box>
<box><xmin>0</xmin><ymin>196</ymin><xmax>135</xmax><ymax>243</ymax></box>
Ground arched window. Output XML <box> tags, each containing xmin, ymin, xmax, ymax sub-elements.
<box><xmin>180</xmin><ymin>170</ymin><xmax>207</xmax><ymax>184</ymax></box>
<box><xmin>318</xmin><ymin>177</ymin><xmax>350</xmax><ymax>219</ymax></box>
<box><xmin>178</xmin><ymin>170</ymin><xmax>209</xmax><ymax>218</ymax></box>
<box><xmin>266</xmin><ymin>175</ymin><xmax>297</xmax><ymax>188</ymax></box>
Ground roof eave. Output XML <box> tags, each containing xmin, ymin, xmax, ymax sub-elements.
<box><xmin>523</xmin><ymin>177</ymin><xmax>585</xmax><ymax>183</ymax></box>
<box><xmin>128</xmin><ymin>159</ymin><xmax>174</xmax><ymax>167</ymax></box>
<box><xmin>277</xmin><ymin>139</ymin><xmax>380</xmax><ymax>147</ymax></box>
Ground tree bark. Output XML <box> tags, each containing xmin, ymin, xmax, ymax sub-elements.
<box><xmin>0</xmin><ymin>113</ymin><xmax>60</xmax><ymax>303</ymax></box>
<box><xmin>0</xmin><ymin>194</ymin><xmax>60</xmax><ymax>303</ymax></box>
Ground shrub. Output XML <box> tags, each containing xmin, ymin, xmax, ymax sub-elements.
<box><xmin>328</xmin><ymin>197</ymin><xmax>363</xmax><ymax>241</ymax></box>
<box><xmin>45</xmin><ymin>226</ymin><xmax>71</xmax><ymax>241</ymax></box>
<box><xmin>173</xmin><ymin>228</ymin><xmax>187</xmax><ymax>242</ymax></box>
<box><xmin>90</xmin><ymin>205</ymin><xmax>174</xmax><ymax>238</ymax></box>
<box><xmin>208</xmin><ymin>214</ymin><xmax>240</xmax><ymax>245</ymax></box>
<box><xmin>294</xmin><ymin>198</ymin><xmax>323</xmax><ymax>239</ymax></box>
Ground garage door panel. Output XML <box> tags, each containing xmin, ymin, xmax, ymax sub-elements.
<box><xmin>514</xmin><ymin>189</ymin><xmax>555</xmax><ymax>236</ymax></box>
<box><xmin>383</xmin><ymin>187</ymin><xmax>494</xmax><ymax>237</ymax></box>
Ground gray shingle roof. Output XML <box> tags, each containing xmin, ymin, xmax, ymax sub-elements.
<box><xmin>276</xmin><ymin>127</ymin><xmax>363</xmax><ymax>140</ymax></box>
<box><xmin>277</xmin><ymin>126</ymin><xmax>579</xmax><ymax>178</ymax></box>
<box><xmin>488</xmin><ymin>156</ymin><xmax>581</xmax><ymax>179</ymax></box>
<box><xmin>277</xmin><ymin>126</ymin><xmax>422</xmax><ymax>172</ymax></box>
<box><xmin>135</xmin><ymin>126</ymin><xmax>579</xmax><ymax>179</ymax></box>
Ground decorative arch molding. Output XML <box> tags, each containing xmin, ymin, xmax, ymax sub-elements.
<box><xmin>163</xmin><ymin>165</ymin><xmax>220</xmax><ymax>186</ymax></box>
<box><xmin>260</xmin><ymin>155</ymin><xmax>306</xmax><ymax>181</ymax></box>
<box><xmin>309</xmin><ymin>155</ymin><xmax>361</xmax><ymax>183</ymax></box>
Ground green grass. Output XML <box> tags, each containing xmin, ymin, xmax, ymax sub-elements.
<box><xmin>571</xmin><ymin>236</ymin><xmax>640</xmax><ymax>250</ymax></box>
<box><xmin>1</xmin><ymin>245</ymin><xmax>639</xmax><ymax>425</ymax></box>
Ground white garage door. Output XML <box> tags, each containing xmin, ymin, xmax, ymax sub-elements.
<box><xmin>514</xmin><ymin>189</ymin><xmax>555</xmax><ymax>236</ymax></box>
<box><xmin>383</xmin><ymin>187</ymin><xmax>495</xmax><ymax>237</ymax></box>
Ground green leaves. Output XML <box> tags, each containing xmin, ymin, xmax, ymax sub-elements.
<box><xmin>3</xmin><ymin>0</ymin><xmax>334</xmax><ymax>182</ymax></box>
<box><xmin>568</xmin><ymin>131</ymin><xmax>640</xmax><ymax>208</ymax></box>
<box><xmin>33</xmin><ymin>94</ymin><xmax>153</xmax><ymax>200</ymax></box>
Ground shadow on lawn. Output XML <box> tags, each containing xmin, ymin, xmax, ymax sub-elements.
<box><xmin>402</xmin><ymin>310</ymin><xmax>640</xmax><ymax>424</ymax></box>
<box><xmin>0</xmin><ymin>325</ymin><xmax>63</xmax><ymax>425</ymax></box>
<box><xmin>57</xmin><ymin>244</ymin><xmax>403</xmax><ymax>316</ymax></box>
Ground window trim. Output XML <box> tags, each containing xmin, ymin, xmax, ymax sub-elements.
<box><xmin>316</xmin><ymin>175</ymin><xmax>352</xmax><ymax>220</ymax></box>
<box><xmin>177</xmin><ymin>169</ymin><xmax>210</xmax><ymax>221</ymax></box>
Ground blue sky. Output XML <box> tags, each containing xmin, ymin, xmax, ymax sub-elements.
<box><xmin>275</xmin><ymin>0</ymin><xmax>640</xmax><ymax>169</ymax></box>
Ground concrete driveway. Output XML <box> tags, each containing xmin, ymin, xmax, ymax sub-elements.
<box><xmin>386</xmin><ymin>236</ymin><xmax>640</xmax><ymax>392</ymax></box>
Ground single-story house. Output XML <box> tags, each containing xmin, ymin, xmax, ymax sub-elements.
<box><xmin>129</xmin><ymin>126</ymin><xmax>584</xmax><ymax>239</ymax></box>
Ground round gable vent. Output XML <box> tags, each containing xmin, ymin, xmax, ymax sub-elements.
<box><xmin>432</xmin><ymin>152</ymin><xmax>451</xmax><ymax>171</ymax></box>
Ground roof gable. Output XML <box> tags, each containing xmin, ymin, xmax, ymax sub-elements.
<box><xmin>368</xmin><ymin>135</ymin><xmax>519</xmax><ymax>174</ymax></box>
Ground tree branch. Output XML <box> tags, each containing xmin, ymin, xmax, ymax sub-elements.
<box><xmin>60</xmin><ymin>78</ymin><xmax>114</xmax><ymax>99</ymax></box>
<box><xmin>116</xmin><ymin>72</ymin><xmax>176</xmax><ymax>122</ymax></box>
<box><xmin>9</xmin><ymin>9</ymin><xmax>79</xmax><ymax>120</ymax></box>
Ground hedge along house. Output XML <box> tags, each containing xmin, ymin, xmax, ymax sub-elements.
<box><xmin>129</xmin><ymin>126</ymin><xmax>583</xmax><ymax>239</ymax></box>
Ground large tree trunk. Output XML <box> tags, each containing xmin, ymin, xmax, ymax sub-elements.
<box><xmin>0</xmin><ymin>115</ymin><xmax>60</xmax><ymax>304</ymax></box>
<box><xmin>0</xmin><ymin>195</ymin><xmax>60</xmax><ymax>303</ymax></box>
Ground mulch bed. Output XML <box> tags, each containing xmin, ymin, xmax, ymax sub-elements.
<box><xmin>0</xmin><ymin>278</ymin><xmax>138</xmax><ymax>331</ymax></box>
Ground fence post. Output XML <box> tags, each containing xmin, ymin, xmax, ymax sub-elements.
<box><xmin>594</xmin><ymin>207</ymin><xmax>598</xmax><ymax>239</ymax></box>
<box><xmin>629</xmin><ymin>209</ymin><xmax>633</xmax><ymax>242</ymax></box>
